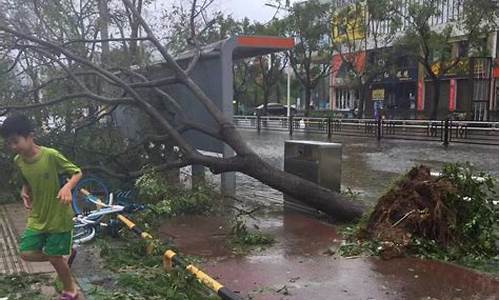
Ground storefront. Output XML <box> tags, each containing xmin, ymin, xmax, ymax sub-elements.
<box><xmin>423</xmin><ymin>57</ymin><xmax>492</xmax><ymax>120</ymax></box>
<box><xmin>329</xmin><ymin>52</ymin><xmax>365</xmax><ymax>118</ymax></box>
<box><xmin>368</xmin><ymin>65</ymin><xmax>418</xmax><ymax>119</ymax></box>
<box><xmin>489</xmin><ymin>59</ymin><xmax>498</xmax><ymax>121</ymax></box>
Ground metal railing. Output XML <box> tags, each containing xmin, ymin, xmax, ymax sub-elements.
<box><xmin>233</xmin><ymin>116</ymin><xmax>499</xmax><ymax>145</ymax></box>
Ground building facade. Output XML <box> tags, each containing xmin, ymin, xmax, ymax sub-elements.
<box><xmin>328</xmin><ymin>0</ymin><xmax>499</xmax><ymax>120</ymax></box>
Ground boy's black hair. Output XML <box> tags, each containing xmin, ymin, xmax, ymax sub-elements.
<box><xmin>0</xmin><ymin>114</ymin><xmax>34</xmax><ymax>138</ymax></box>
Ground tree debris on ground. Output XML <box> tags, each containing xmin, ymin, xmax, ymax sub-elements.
<box><xmin>342</xmin><ymin>163</ymin><xmax>498</xmax><ymax>272</ymax></box>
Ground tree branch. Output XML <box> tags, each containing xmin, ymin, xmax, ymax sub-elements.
<box><xmin>0</xmin><ymin>93</ymin><xmax>133</xmax><ymax>111</ymax></box>
<box><xmin>62</xmin><ymin>37</ymin><xmax>150</xmax><ymax>46</ymax></box>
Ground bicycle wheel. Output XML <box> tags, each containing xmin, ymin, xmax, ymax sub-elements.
<box><xmin>73</xmin><ymin>225</ymin><xmax>96</xmax><ymax>244</ymax></box>
<box><xmin>72</xmin><ymin>177</ymin><xmax>109</xmax><ymax>216</ymax></box>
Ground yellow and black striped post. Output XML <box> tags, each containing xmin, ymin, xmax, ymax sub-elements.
<box><xmin>78</xmin><ymin>188</ymin><xmax>156</xmax><ymax>252</ymax></box>
<box><xmin>164</xmin><ymin>250</ymin><xmax>242</xmax><ymax>300</ymax></box>
<box><xmin>77</xmin><ymin>187</ymin><xmax>241</xmax><ymax>300</ymax></box>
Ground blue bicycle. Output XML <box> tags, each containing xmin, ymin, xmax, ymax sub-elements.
<box><xmin>71</xmin><ymin>177</ymin><xmax>142</xmax><ymax>244</ymax></box>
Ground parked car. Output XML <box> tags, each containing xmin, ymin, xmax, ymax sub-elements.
<box><xmin>254</xmin><ymin>103</ymin><xmax>296</xmax><ymax>116</ymax></box>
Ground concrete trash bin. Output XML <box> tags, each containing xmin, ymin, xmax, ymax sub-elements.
<box><xmin>284</xmin><ymin>140</ymin><xmax>342</xmax><ymax>214</ymax></box>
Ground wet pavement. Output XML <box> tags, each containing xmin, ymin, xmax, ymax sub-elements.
<box><xmin>166</xmin><ymin>130</ymin><xmax>499</xmax><ymax>299</ymax></box>
<box><xmin>230</xmin><ymin>129</ymin><xmax>499</xmax><ymax>206</ymax></box>
<box><xmin>158</xmin><ymin>211</ymin><xmax>499</xmax><ymax>300</ymax></box>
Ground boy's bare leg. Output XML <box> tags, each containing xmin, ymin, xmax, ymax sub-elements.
<box><xmin>20</xmin><ymin>251</ymin><xmax>50</xmax><ymax>262</ymax></box>
<box><xmin>48</xmin><ymin>256</ymin><xmax>77</xmax><ymax>295</ymax></box>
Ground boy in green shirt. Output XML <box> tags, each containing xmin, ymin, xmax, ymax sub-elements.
<box><xmin>1</xmin><ymin>114</ymin><xmax>82</xmax><ymax>300</ymax></box>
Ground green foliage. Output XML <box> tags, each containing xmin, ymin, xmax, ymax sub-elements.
<box><xmin>135</xmin><ymin>169</ymin><xmax>221</xmax><ymax>218</ymax></box>
<box><xmin>134</xmin><ymin>168</ymin><xmax>170</xmax><ymax>204</ymax></box>
<box><xmin>229</xmin><ymin>218</ymin><xmax>274</xmax><ymax>253</ymax></box>
<box><xmin>337</xmin><ymin>210</ymin><xmax>379</xmax><ymax>257</ymax></box>
<box><xmin>461</xmin><ymin>0</ymin><xmax>498</xmax><ymax>56</ymax></box>
<box><xmin>338</xmin><ymin>223</ymin><xmax>380</xmax><ymax>257</ymax></box>
<box><xmin>394</xmin><ymin>0</ymin><xmax>497</xmax><ymax>78</ymax></box>
<box><xmin>0</xmin><ymin>141</ymin><xmax>23</xmax><ymax>202</ymax></box>
<box><xmin>281</xmin><ymin>0</ymin><xmax>333</xmax><ymax>113</ymax></box>
<box><xmin>440</xmin><ymin>162</ymin><xmax>498</xmax><ymax>259</ymax></box>
<box><xmin>0</xmin><ymin>273</ymin><xmax>52</xmax><ymax>300</ymax></box>
<box><xmin>394</xmin><ymin>0</ymin><xmax>454</xmax><ymax>77</ymax></box>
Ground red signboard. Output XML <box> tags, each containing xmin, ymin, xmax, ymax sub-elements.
<box><xmin>448</xmin><ymin>79</ymin><xmax>456</xmax><ymax>112</ymax></box>
<box><xmin>331</xmin><ymin>54</ymin><xmax>343</xmax><ymax>80</ymax></box>
<box><xmin>417</xmin><ymin>80</ymin><xmax>424</xmax><ymax>111</ymax></box>
<box><xmin>493</xmin><ymin>66</ymin><xmax>499</xmax><ymax>78</ymax></box>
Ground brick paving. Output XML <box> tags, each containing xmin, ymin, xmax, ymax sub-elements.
<box><xmin>0</xmin><ymin>203</ymin><xmax>53</xmax><ymax>274</ymax></box>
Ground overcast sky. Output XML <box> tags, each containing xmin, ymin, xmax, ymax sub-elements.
<box><xmin>217</xmin><ymin>0</ymin><xmax>287</xmax><ymax>22</ymax></box>
<box><xmin>148</xmin><ymin>0</ymin><xmax>299</xmax><ymax>23</ymax></box>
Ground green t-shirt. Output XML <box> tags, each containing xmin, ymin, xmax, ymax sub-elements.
<box><xmin>15</xmin><ymin>146</ymin><xmax>81</xmax><ymax>232</ymax></box>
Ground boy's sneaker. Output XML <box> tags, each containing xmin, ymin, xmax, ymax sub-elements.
<box><xmin>60</xmin><ymin>291</ymin><xmax>79</xmax><ymax>300</ymax></box>
<box><xmin>67</xmin><ymin>247</ymin><xmax>77</xmax><ymax>268</ymax></box>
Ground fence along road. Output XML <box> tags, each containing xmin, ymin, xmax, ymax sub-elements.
<box><xmin>233</xmin><ymin>116</ymin><xmax>499</xmax><ymax>146</ymax></box>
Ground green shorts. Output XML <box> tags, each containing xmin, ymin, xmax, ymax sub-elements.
<box><xmin>19</xmin><ymin>228</ymin><xmax>73</xmax><ymax>256</ymax></box>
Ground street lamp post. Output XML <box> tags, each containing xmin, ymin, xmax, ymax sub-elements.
<box><xmin>287</xmin><ymin>64</ymin><xmax>291</xmax><ymax>117</ymax></box>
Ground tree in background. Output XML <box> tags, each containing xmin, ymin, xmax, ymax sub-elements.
<box><xmin>393</xmin><ymin>0</ymin><xmax>498</xmax><ymax>120</ymax></box>
<box><xmin>281</xmin><ymin>0</ymin><xmax>332</xmax><ymax>116</ymax></box>
<box><xmin>253</xmin><ymin>20</ymin><xmax>288</xmax><ymax>114</ymax></box>
<box><xmin>331</xmin><ymin>0</ymin><xmax>397</xmax><ymax>118</ymax></box>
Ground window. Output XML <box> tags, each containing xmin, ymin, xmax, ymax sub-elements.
<box><xmin>335</xmin><ymin>88</ymin><xmax>356</xmax><ymax>110</ymax></box>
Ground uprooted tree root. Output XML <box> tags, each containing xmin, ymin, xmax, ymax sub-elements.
<box><xmin>362</xmin><ymin>165</ymin><xmax>459</xmax><ymax>259</ymax></box>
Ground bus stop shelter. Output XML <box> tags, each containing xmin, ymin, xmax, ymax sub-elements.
<box><xmin>116</xmin><ymin>36</ymin><xmax>294</xmax><ymax>194</ymax></box>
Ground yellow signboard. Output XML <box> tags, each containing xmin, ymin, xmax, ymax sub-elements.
<box><xmin>431</xmin><ymin>58</ymin><xmax>469</xmax><ymax>76</ymax></box>
<box><xmin>372</xmin><ymin>89</ymin><xmax>385</xmax><ymax>100</ymax></box>
<box><xmin>331</xmin><ymin>2</ymin><xmax>366</xmax><ymax>43</ymax></box>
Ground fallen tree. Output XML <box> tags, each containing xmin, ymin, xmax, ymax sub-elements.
<box><xmin>0</xmin><ymin>0</ymin><xmax>363</xmax><ymax>221</ymax></box>
<box><xmin>341</xmin><ymin>164</ymin><xmax>498</xmax><ymax>267</ymax></box>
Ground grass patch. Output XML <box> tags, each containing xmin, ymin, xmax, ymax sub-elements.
<box><xmin>0</xmin><ymin>273</ymin><xmax>52</xmax><ymax>299</ymax></box>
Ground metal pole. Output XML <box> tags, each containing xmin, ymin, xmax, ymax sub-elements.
<box><xmin>377</xmin><ymin>117</ymin><xmax>382</xmax><ymax>141</ymax></box>
<box><xmin>287</xmin><ymin>65</ymin><xmax>291</xmax><ymax>117</ymax></box>
<box><xmin>164</xmin><ymin>251</ymin><xmax>242</xmax><ymax>300</ymax></box>
<box><xmin>327</xmin><ymin>117</ymin><xmax>332</xmax><ymax>139</ymax></box>
<box><xmin>443</xmin><ymin>118</ymin><xmax>449</xmax><ymax>146</ymax></box>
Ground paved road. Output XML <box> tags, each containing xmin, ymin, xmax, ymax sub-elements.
<box><xmin>228</xmin><ymin>129</ymin><xmax>499</xmax><ymax>206</ymax></box>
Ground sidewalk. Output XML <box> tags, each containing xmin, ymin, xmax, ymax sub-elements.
<box><xmin>0</xmin><ymin>202</ymin><xmax>88</xmax><ymax>299</ymax></box>
<box><xmin>0</xmin><ymin>202</ymin><xmax>53</xmax><ymax>274</ymax></box>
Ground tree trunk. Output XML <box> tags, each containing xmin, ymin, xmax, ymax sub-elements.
<box><xmin>97</xmin><ymin>0</ymin><xmax>110</xmax><ymax>65</ymax></box>
<box><xmin>305</xmin><ymin>87</ymin><xmax>312</xmax><ymax>116</ymax></box>
<box><xmin>276</xmin><ymin>81</ymin><xmax>281</xmax><ymax>104</ymax></box>
<box><xmin>240</xmin><ymin>153</ymin><xmax>364</xmax><ymax>221</ymax></box>
<box><xmin>263</xmin><ymin>87</ymin><xmax>270</xmax><ymax>115</ymax></box>
<box><xmin>430</xmin><ymin>78</ymin><xmax>441</xmax><ymax>120</ymax></box>
<box><xmin>358</xmin><ymin>85</ymin><xmax>367</xmax><ymax>119</ymax></box>
<box><xmin>191</xmin><ymin>124</ymin><xmax>365</xmax><ymax>221</ymax></box>
<box><xmin>129</xmin><ymin>0</ymin><xmax>143</xmax><ymax>65</ymax></box>
<box><xmin>30</xmin><ymin>71</ymin><xmax>43</xmax><ymax>128</ymax></box>
<box><xmin>253</xmin><ymin>88</ymin><xmax>258</xmax><ymax>109</ymax></box>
